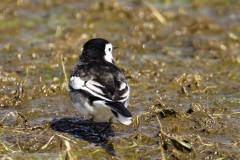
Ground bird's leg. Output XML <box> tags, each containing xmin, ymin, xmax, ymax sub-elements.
<box><xmin>90</xmin><ymin>118</ymin><xmax>104</xmax><ymax>140</ymax></box>
<box><xmin>100</xmin><ymin>116</ymin><xmax>113</xmax><ymax>134</ymax></box>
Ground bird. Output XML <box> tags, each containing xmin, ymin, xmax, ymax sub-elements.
<box><xmin>68</xmin><ymin>38</ymin><xmax>132</xmax><ymax>136</ymax></box>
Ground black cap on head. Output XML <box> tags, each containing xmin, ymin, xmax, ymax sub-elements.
<box><xmin>79</xmin><ymin>38</ymin><xmax>111</xmax><ymax>62</ymax></box>
<box><xmin>83</xmin><ymin>38</ymin><xmax>109</xmax><ymax>50</ymax></box>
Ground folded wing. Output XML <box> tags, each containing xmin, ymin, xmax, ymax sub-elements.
<box><xmin>69</xmin><ymin>76</ymin><xmax>130</xmax><ymax>103</ymax></box>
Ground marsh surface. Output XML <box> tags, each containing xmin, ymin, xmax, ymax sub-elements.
<box><xmin>0</xmin><ymin>0</ymin><xmax>240</xmax><ymax>159</ymax></box>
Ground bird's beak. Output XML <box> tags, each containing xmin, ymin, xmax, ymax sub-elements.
<box><xmin>113</xmin><ymin>46</ymin><xmax>118</xmax><ymax>50</ymax></box>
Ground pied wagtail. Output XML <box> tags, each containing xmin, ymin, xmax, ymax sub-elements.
<box><xmin>68</xmin><ymin>38</ymin><xmax>132</xmax><ymax>136</ymax></box>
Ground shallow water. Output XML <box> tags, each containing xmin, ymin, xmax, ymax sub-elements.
<box><xmin>0</xmin><ymin>0</ymin><xmax>240</xmax><ymax>159</ymax></box>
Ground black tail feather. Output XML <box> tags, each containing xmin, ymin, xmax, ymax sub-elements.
<box><xmin>105</xmin><ymin>102</ymin><xmax>132</xmax><ymax>118</ymax></box>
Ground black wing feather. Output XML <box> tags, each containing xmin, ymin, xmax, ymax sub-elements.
<box><xmin>71</xmin><ymin>62</ymin><xmax>129</xmax><ymax>102</ymax></box>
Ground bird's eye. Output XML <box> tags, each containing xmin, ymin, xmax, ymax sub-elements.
<box><xmin>108</xmin><ymin>48</ymin><xmax>111</xmax><ymax>52</ymax></box>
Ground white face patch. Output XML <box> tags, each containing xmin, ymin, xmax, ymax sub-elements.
<box><xmin>104</xmin><ymin>43</ymin><xmax>113</xmax><ymax>63</ymax></box>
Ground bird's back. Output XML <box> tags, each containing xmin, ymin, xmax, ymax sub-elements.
<box><xmin>70</xmin><ymin>61</ymin><xmax>129</xmax><ymax>103</ymax></box>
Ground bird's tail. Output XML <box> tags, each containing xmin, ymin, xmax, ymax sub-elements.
<box><xmin>105</xmin><ymin>101</ymin><xmax>132</xmax><ymax>125</ymax></box>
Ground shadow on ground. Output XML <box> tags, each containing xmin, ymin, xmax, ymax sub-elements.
<box><xmin>50</xmin><ymin>117</ymin><xmax>116</xmax><ymax>156</ymax></box>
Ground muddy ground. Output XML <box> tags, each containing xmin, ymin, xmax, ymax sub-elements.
<box><xmin>0</xmin><ymin>0</ymin><xmax>240</xmax><ymax>159</ymax></box>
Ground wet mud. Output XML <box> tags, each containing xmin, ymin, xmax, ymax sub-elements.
<box><xmin>0</xmin><ymin>0</ymin><xmax>240</xmax><ymax>159</ymax></box>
